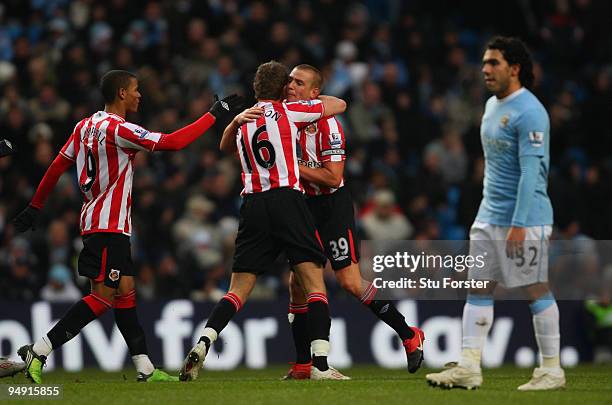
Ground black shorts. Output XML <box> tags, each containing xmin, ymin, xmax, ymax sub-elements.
<box><xmin>232</xmin><ymin>188</ymin><xmax>326</xmax><ymax>274</ymax></box>
<box><xmin>306</xmin><ymin>187</ymin><xmax>360</xmax><ymax>270</ymax></box>
<box><xmin>78</xmin><ymin>233</ymin><xmax>135</xmax><ymax>288</ymax></box>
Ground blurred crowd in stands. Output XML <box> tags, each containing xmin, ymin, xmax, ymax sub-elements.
<box><xmin>0</xmin><ymin>0</ymin><xmax>611</xmax><ymax>302</ymax></box>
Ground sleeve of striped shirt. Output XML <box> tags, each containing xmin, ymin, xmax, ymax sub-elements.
<box><xmin>284</xmin><ymin>99</ymin><xmax>324</xmax><ymax>129</ymax></box>
<box><xmin>115</xmin><ymin>122</ymin><xmax>162</xmax><ymax>152</ymax></box>
<box><xmin>59</xmin><ymin>122</ymin><xmax>81</xmax><ymax>161</ymax></box>
<box><xmin>319</xmin><ymin>117</ymin><xmax>346</xmax><ymax>163</ymax></box>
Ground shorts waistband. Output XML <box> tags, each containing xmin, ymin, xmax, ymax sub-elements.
<box><xmin>243</xmin><ymin>187</ymin><xmax>302</xmax><ymax>200</ymax></box>
<box><xmin>305</xmin><ymin>186</ymin><xmax>345</xmax><ymax>201</ymax></box>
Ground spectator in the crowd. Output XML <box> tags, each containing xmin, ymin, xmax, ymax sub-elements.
<box><xmin>173</xmin><ymin>195</ymin><xmax>225</xmax><ymax>297</ymax></box>
<box><xmin>361</xmin><ymin>189</ymin><xmax>413</xmax><ymax>240</ymax></box>
<box><xmin>348</xmin><ymin>80</ymin><xmax>395</xmax><ymax>143</ymax></box>
<box><xmin>45</xmin><ymin>219</ymin><xmax>73</xmax><ymax>267</ymax></box>
<box><xmin>40</xmin><ymin>263</ymin><xmax>81</xmax><ymax>303</ymax></box>
<box><xmin>423</xmin><ymin>127</ymin><xmax>468</xmax><ymax>185</ymax></box>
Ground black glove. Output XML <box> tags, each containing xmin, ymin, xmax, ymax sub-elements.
<box><xmin>209</xmin><ymin>94</ymin><xmax>245</xmax><ymax>121</ymax></box>
<box><xmin>12</xmin><ymin>205</ymin><xmax>39</xmax><ymax>233</ymax></box>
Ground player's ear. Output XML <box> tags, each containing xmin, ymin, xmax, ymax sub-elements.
<box><xmin>510</xmin><ymin>63</ymin><xmax>521</xmax><ymax>78</ymax></box>
<box><xmin>311</xmin><ymin>87</ymin><xmax>321</xmax><ymax>99</ymax></box>
<box><xmin>117</xmin><ymin>87</ymin><xmax>126</xmax><ymax>101</ymax></box>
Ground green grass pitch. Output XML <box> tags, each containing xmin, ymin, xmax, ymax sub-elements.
<box><xmin>2</xmin><ymin>365</ymin><xmax>610</xmax><ymax>404</ymax></box>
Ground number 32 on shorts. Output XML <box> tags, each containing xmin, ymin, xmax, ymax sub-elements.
<box><xmin>512</xmin><ymin>245</ymin><xmax>538</xmax><ymax>268</ymax></box>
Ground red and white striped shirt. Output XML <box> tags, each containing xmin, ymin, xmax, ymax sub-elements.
<box><xmin>237</xmin><ymin>100</ymin><xmax>324</xmax><ymax>194</ymax></box>
<box><xmin>297</xmin><ymin>116</ymin><xmax>346</xmax><ymax>196</ymax></box>
<box><xmin>60</xmin><ymin>111</ymin><xmax>163</xmax><ymax>236</ymax></box>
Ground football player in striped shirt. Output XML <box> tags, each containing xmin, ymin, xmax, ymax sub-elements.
<box><xmin>181</xmin><ymin>61</ymin><xmax>349</xmax><ymax>381</ymax></box>
<box><xmin>282</xmin><ymin>65</ymin><xmax>424</xmax><ymax>380</ymax></box>
<box><xmin>12</xmin><ymin>70</ymin><xmax>243</xmax><ymax>383</ymax></box>
<box><xmin>426</xmin><ymin>37</ymin><xmax>564</xmax><ymax>391</ymax></box>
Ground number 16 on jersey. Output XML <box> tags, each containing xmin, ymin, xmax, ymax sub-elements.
<box><xmin>240</xmin><ymin>125</ymin><xmax>276</xmax><ymax>172</ymax></box>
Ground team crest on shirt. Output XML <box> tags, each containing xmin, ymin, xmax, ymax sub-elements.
<box><xmin>500</xmin><ymin>115</ymin><xmax>509</xmax><ymax>128</ymax></box>
<box><xmin>329</xmin><ymin>132</ymin><xmax>342</xmax><ymax>148</ymax></box>
<box><xmin>109</xmin><ymin>269</ymin><xmax>121</xmax><ymax>282</ymax></box>
<box><xmin>305</xmin><ymin>123</ymin><xmax>317</xmax><ymax>135</ymax></box>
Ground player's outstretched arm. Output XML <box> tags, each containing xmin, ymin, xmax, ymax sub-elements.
<box><xmin>13</xmin><ymin>153</ymin><xmax>74</xmax><ymax>232</ymax></box>
<box><xmin>155</xmin><ymin>94</ymin><xmax>245</xmax><ymax>151</ymax></box>
<box><xmin>318</xmin><ymin>95</ymin><xmax>347</xmax><ymax>117</ymax></box>
<box><xmin>220</xmin><ymin>106</ymin><xmax>263</xmax><ymax>154</ymax></box>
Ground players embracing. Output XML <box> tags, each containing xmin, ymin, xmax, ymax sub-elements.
<box><xmin>180</xmin><ymin>61</ymin><xmax>348</xmax><ymax>381</ymax></box>
<box><xmin>282</xmin><ymin>64</ymin><xmax>424</xmax><ymax>380</ymax></box>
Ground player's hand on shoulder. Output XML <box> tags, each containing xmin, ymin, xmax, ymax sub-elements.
<box><xmin>12</xmin><ymin>205</ymin><xmax>39</xmax><ymax>233</ymax></box>
<box><xmin>234</xmin><ymin>106</ymin><xmax>264</xmax><ymax>125</ymax></box>
<box><xmin>209</xmin><ymin>94</ymin><xmax>246</xmax><ymax>121</ymax></box>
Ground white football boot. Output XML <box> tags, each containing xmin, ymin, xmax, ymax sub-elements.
<box><xmin>311</xmin><ymin>366</ymin><xmax>351</xmax><ymax>380</ymax></box>
<box><xmin>517</xmin><ymin>367</ymin><xmax>565</xmax><ymax>391</ymax></box>
<box><xmin>179</xmin><ymin>341</ymin><xmax>209</xmax><ymax>381</ymax></box>
<box><xmin>426</xmin><ymin>362</ymin><xmax>483</xmax><ymax>389</ymax></box>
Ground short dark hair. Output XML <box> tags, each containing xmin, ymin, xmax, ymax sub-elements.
<box><xmin>253</xmin><ymin>61</ymin><xmax>289</xmax><ymax>100</ymax></box>
<box><xmin>100</xmin><ymin>70</ymin><xmax>137</xmax><ymax>103</ymax></box>
<box><xmin>486</xmin><ymin>36</ymin><xmax>534</xmax><ymax>89</ymax></box>
<box><xmin>294</xmin><ymin>64</ymin><xmax>323</xmax><ymax>89</ymax></box>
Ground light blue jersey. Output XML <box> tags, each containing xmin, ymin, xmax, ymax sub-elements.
<box><xmin>476</xmin><ymin>87</ymin><xmax>553</xmax><ymax>227</ymax></box>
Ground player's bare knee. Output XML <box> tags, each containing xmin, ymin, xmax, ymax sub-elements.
<box><xmin>118</xmin><ymin>276</ymin><xmax>135</xmax><ymax>295</ymax></box>
<box><xmin>293</xmin><ymin>261</ymin><xmax>326</xmax><ymax>294</ymax></box>
<box><xmin>524</xmin><ymin>282</ymin><xmax>550</xmax><ymax>302</ymax></box>
<box><xmin>91</xmin><ymin>281</ymin><xmax>115</xmax><ymax>303</ymax></box>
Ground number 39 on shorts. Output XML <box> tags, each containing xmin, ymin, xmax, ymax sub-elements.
<box><xmin>329</xmin><ymin>237</ymin><xmax>349</xmax><ymax>260</ymax></box>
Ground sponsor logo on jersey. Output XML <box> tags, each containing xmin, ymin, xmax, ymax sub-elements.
<box><xmin>329</xmin><ymin>132</ymin><xmax>342</xmax><ymax>148</ymax></box>
<box><xmin>298</xmin><ymin>159</ymin><xmax>322</xmax><ymax>168</ymax></box>
<box><xmin>298</xmin><ymin>99</ymin><xmax>314</xmax><ymax>106</ymax></box>
<box><xmin>109</xmin><ymin>269</ymin><xmax>121</xmax><ymax>282</ymax></box>
<box><xmin>483</xmin><ymin>136</ymin><xmax>511</xmax><ymax>153</ymax></box>
<box><xmin>528</xmin><ymin>131</ymin><xmax>544</xmax><ymax>147</ymax></box>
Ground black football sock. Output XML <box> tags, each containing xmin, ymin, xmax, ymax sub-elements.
<box><xmin>361</xmin><ymin>283</ymin><xmax>414</xmax><ymax>340</ymax></box>
<box><xmin>114</xmin><ymin>290</ymin><xmax>148</xmax><ymax>355</ymax></box>
<box><xmin>367</xmin><ymin>300</ymin><xmax>415</xmax><ymax>340</ymax></box>
<box><xmin>312</xmin><ymin>356</ymin><xmax>328</xmax><ymax>371</ymax></box>
<box><xmin>205</xmin><ymin>292</ymin><xmax>242</xmax><ymax>335</ymax></box>
<box><xmin>289</xmin><ymin>304</ymin><xmax>311</xmax><ymax>364</ymax></box>
<box><xmin>47</xmin><ymin>294</ymin><xmax>112</xmax><ymax>348</ymax></box>
<box><xmin>307</xmin><ymin>293</ymin><xmax>331</xmax><ymax>371</ymax></box>
<box><xmin>114</xmin><ymin>308</ymin><xmax>148</xmax><ymax>355</ymax></box>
